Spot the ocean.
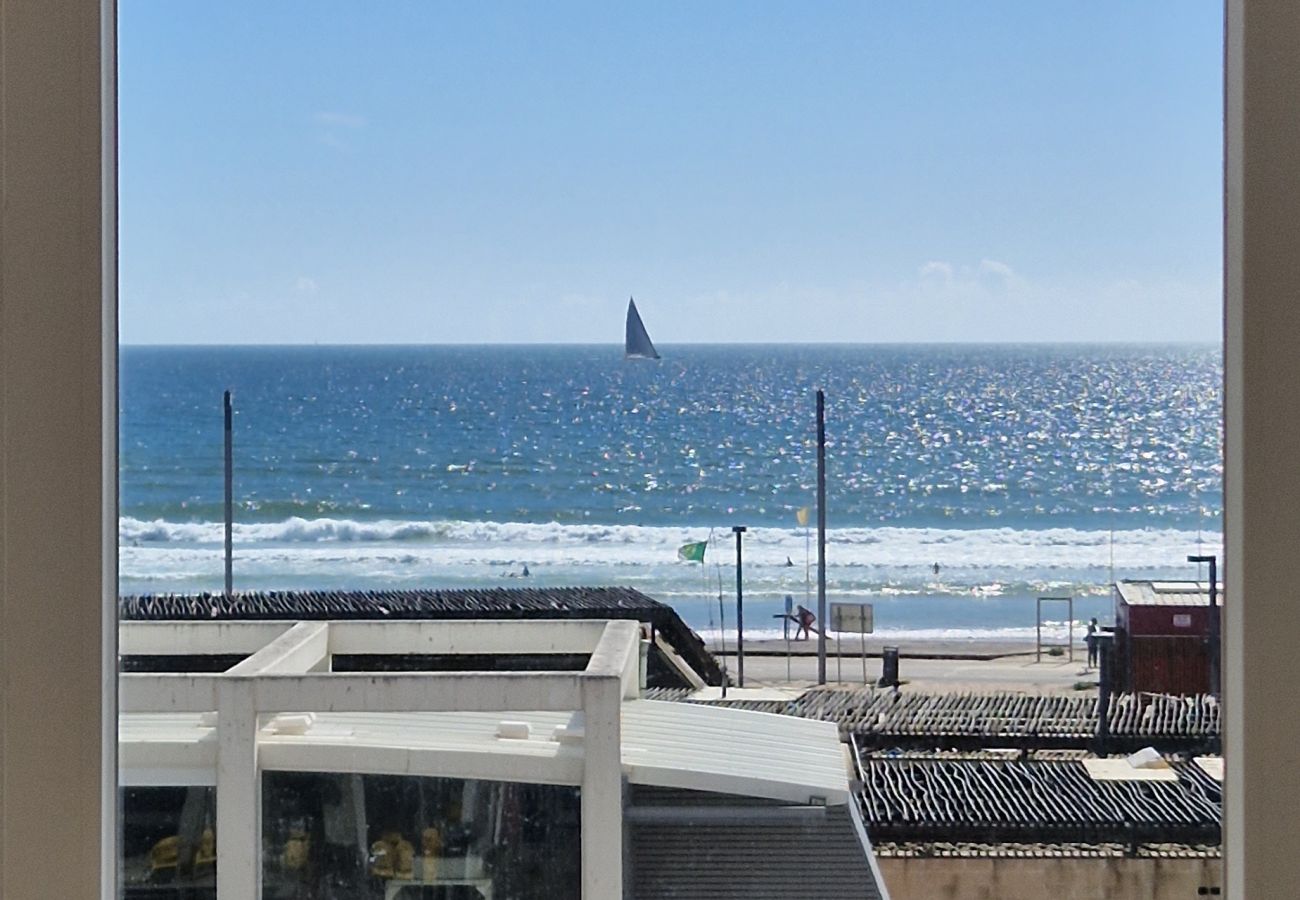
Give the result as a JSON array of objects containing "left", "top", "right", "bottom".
[{"left": 120, "top": 344, "right": 1223, "bottom": 642}]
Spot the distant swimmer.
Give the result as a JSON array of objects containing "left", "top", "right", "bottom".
[
  {"left": 522, "top": 564, "right": 531, "bottom": 577},
  {"left": 932, "top": 562, "right": 941, "bottom": 576},
  {"left": 784, "top": 556, "right": 794, "bottom": 567}
]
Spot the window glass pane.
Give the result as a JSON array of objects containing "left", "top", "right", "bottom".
[
  {"left": 119, "top": 4, "right": 1223, "bottom": 899},
  {"left": 121, "top": 787, "right": 217, "bottom": 899},
  {"left": 262, "top": 773, "right": 580, "bottom": 899}
]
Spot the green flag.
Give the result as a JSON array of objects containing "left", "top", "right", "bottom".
[{"left": 677, "top": 541, "right": 707, "bottom": 563}]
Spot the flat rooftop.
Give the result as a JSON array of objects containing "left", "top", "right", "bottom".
[
  {"left": 646, "top": 685, "right": 1222, "bottom": 753},
  {"left": 118, "top": 618, "right": 850, "bottom": 805},
  {"left": 1116, "top": 580, "right": 1226, "bottom": 607},
  {"left": 120, "top": 585, "right": 726, "bottom": 687},
  {"left": 121, "top": 701, "right": 849, "bottom": 805}
]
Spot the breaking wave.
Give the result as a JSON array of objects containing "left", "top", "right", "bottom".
[{"left": 119, "top": 515, "right": 1219, "bottom": 570}]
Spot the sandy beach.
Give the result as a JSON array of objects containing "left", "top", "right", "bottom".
[{"left": 712, "top": 636, "right": 1099, "bottom": 695}]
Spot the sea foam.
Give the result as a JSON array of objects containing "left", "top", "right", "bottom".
[{"left": 119, "top": 515, "right": 1220, "bottom": 569}]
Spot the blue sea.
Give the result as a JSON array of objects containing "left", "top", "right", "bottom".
[{"left": 120, "top": 344, "right": 1223, "bottom": 642}]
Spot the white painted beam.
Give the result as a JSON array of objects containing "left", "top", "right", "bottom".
[
  {"left": 247, "top": 672, "right": 584, "bottom": 713},
  {"left": 580, "top": 671, "right": 624, "bottom": 898},
  {"left": 119, "top": 621, "right": 293, "bottom": 656},
  {"left": 258, "top": 741, "right": 583, "bottom": 788},
  {"left": 215, "top": 682, "right": 258, "bottom": 900},
  {"left": 120, "top": 674, "right": 222, "bottom": 713},
  {"left": 224, "top": 621, "right": 329, "bottom": 675},
  {"left": 653, "top": 633, "right": 705, "bottom": 691},
  {"left": 584, "top": 620, "right": 641, "bottom": 700},
  {"left": 121, "top": 670, "right": 585, "bottom": 714},
  {"left": 327, "top": 619, "right": 607, "bottom": 656},
  {"left": 118, "top": 741, "right": 217, "bottom": 787}
]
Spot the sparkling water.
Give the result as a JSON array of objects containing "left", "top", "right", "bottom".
[{"left": 120, "top": 344, "right": 1222, "bottom": 640}]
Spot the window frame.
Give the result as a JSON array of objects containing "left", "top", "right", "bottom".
[
  {"left": 0, "top": 1, "right": 118, "bottom": 899},
  {"left": 0, "top": 1, "right": 1289, "bottom": 896}
]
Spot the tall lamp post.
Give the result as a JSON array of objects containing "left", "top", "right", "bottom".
[
  {"left": 734, "top": 526, "right": 747, "bottom": 687},
  {"left": 816, "top": 389, "right": 827, "bottom": 685},
  {"left": 1188, "top": 554, "right": 1219, "bottom": 697},
  {"left": 224, "top": 390, "right": 234, "bottom": 599}
]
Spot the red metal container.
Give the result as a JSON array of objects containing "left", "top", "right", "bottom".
[
  {"left": 1126, "top": 636, "right": 1210, "bottom": 695},
  {"left": 1122, "top": 603, "right": 1212, "bottom": 637},
  {"left": 1114, "top": 581, "right": 1221, "bottom": 695}
]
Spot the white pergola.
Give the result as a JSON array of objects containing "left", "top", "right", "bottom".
[
  {"left": 119, "top": 618, "right": 855, "bottom": 900},
  {"left": 119, "top": 618, "right": 640, "bottom": 900}
]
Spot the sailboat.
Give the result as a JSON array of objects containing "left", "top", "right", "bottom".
[{"left": 624, "top": 297, "right": 661, "bottom": 360}]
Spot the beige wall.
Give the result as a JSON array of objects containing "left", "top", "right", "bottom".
[
  {"left": 0, "top": 1, "right": 115, "bottom": 899},
  {"left": 879, "top": 857, "right": 1222, "bottom": 900},
  {"left": 1225, "top": 1, "right": 1300, "bottom": 896}
]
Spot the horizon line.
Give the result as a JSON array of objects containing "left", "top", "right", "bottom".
[{"left": 119, "top": 338, "right": 1224, "bottom": 349}]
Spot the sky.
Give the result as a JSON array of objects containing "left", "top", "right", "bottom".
[{"left": 119, "top": 2, "right": 1223, "bottom": 345}]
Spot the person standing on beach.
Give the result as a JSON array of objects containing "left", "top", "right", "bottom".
[
  {"left": 1086, "top": 618, "right": 1099, "bottom": 669},
  {"left": 795, "top": 605, "right": 816, "bottom": 640}
]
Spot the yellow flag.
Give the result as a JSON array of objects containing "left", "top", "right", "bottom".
[{"left": 795, "top": 506, "right": 810, "bottom": 527}]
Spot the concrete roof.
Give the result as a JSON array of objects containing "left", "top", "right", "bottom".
[
  {"left": 120, "top": 700, "right": 850, "bottom": 805},
  {"left": 618, "top": 700, "right": 849, "bottom": 804},
  {"left": 118, "top": 713, "right": 215, "bottom": 786},
  {"left": 1116, "top": 580, "right": 1225, "bottom": 607},
  {"left": 119, "top": 586, "right": 727, "bottom": 685},
  {"left": 115, "top": 617, "right": 857, "bottom": 899}
]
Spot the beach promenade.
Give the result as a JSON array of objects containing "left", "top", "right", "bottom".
[{"left": 714, "top": 637, "right": 1097, "bottom": 694}]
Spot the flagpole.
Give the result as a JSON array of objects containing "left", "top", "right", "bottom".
[
  {"left": 704, "top": 528, "right": 715, "bottom": 661},
  {"left": 717, "top": 556, "right": 728, "bottom": 660},
  {"left": 715, "top": 558, "right": 728, "bottom": 697}
]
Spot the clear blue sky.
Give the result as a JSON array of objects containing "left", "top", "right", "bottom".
[{"left": 119, "top": 2, "right": 1223, "bottom": 344}]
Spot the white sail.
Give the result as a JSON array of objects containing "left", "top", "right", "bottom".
[{"left": 625, "top": 297, "right": 660, "bottom": 360}]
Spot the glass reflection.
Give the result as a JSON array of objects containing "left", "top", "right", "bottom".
[
  {"left": 121, "top": 786, "right": 217, "bottom": 899},
  {"left": 263, "top": 772, "right": 580, "bottom": 899}
]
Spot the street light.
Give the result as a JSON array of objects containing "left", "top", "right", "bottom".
[
  {"left": 734, "top": 526, "right": 747, "bottom": 687},
  {"left": 1188, "top": 554, "right": 1219, "bottom": 696}
]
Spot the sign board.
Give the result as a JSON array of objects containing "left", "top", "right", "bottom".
[
  {"left": 1172, "top": 613, "right": 1193, "bottom": 628},
  {"left": 831, "top": 602, "right": 873, "bottom": 634}
]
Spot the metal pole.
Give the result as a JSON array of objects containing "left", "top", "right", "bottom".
[
  {"left": 1068, "top": 597, "right": 1075, "bottom": 662},
  {"left": 805, "top": 524, "right": 811, "bottom": 618},
  {"left": 1209, "top": 556, "right": 1219, "bottom": 697},
  {"left": 836, "top": 630, "right": 842, "bottom": 684},
  {"left": 1189, "top": 554, "right": 1220, "bottom": 697},
  {"left": 734, "top": 526, "right": 747, "bottom": 688},
  {"left": 1036, "top": 597, "right": 1042, "bottom": 663},
  {"left": 816, "top": 390, "right": 828, "bottom": 685},
  {"left": 223, "top": 390, "right": 233, "bottom": 599},
  {"left": 785, "top": 595, "right": 792, "bottom": 683},
  {"left": 1095, "top": 634, "right": 1112, "bottom": 754},
  {"left": 717, "top": 582, "right": 727, "bottom": 699}
]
